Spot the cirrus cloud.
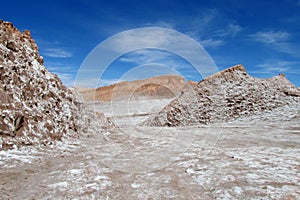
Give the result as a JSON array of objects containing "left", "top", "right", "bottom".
[
  {"left": 250, "top": 31, "right": 298, "bottom": 57},
  {"left": 42, "top": 48, "right": 73, "bottom": 58}
]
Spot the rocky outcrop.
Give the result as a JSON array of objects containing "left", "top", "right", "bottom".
[
  {"left": 143, "top": 64, "right": 300, "bottom": 126},
  {"left": 78, "top": 75, "right": 189, "bottom": 101},
  {"left": 0, "top": 20, "right": 110, "bottom": 150}
]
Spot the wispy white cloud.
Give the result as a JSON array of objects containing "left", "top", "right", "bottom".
[
  {"left": 257, "top": 60, "right": 297, "bottom": 68},
  {"left": 250, "top": 31, "right": 298, "bottom": 57},
  {"left": 228, "top": 23, "right": 242, "bottom": 37},
  {"left": 183, "top": 9, "right": 219, "bottom": 39},
  {"left": 200, "top": 39, "right": 224, "bottom": 48},
  {"left": 214, "top": 23, "right": 242, "bottom": 38},
  {"left": 144, "top": 21, "right": 174, "bottom": 29},
  {"left": 119, "top": 49, "right": 193, "bottom": 70},
  {"left": 181, "top": 10, "right": 242, "bottom": 48},
  {"left": 250, "top": 31, "right": 290, "bottom": 44},
  {"left": 119, "top": 50, "right": 171, "bottom": 64},
  {"left": 187, "top": 22, "right": 241, "bottom": 48},
  {"left": 250, "top": 60, "right": 300, "bottom": 75},
  {"left": 42, "top": 48, "right": 73, "bottom": 58},
  {"left": 47, "top": 65, "right": 76, "bottom": 72},
  {"left": 192, "top": 9, "right": 218, "bottom": 28},
  {"left": 107, "top": 29, "right": 178, "bottom": 52}
]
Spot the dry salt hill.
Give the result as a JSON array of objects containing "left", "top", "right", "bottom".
[
  {"left": 143, "top": 65, "right": 300, "bottom": 126},
  {"left": 0, "top": 20, "right": 110, "bottom": 150}
]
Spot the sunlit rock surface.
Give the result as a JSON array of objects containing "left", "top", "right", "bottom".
[
  {"left": 0, "top": 20, "right": 109, "bottom": 149},
  {"left": 143, "top": 64, "right": 300, "bottom": 126}
]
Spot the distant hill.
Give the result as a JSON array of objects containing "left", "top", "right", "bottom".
[{"left": 78, "top": 75, "right": 198, "bottom": 102}]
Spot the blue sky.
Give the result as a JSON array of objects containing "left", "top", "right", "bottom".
[{"left": 2, "top": 0, "right": 300, "bottom": 87}]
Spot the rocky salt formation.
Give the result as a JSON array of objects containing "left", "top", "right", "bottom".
[
  {"left": 0, "top": 20, "right": 109, "bottom": 150},
  {"left": 78, "top": 75, "right": 197, "bottom": 102},
  {"left": 143, "top": 64, "right": 300, "bottom": 126}
]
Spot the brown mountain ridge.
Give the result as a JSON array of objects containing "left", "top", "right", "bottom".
[{"left": 78, "top": 75, "right": 198, "bottom": 102}]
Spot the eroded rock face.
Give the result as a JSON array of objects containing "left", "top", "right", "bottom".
[
  {"left": 0, "top": 20, "right": 109, "bottom": 149},
  {"left": 143, "top": 64, "right": 300, "bottom": 126}
]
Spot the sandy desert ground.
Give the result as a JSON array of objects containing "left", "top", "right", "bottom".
[{"left": 0, "top": 99, "right": 299, "bottom": 199}]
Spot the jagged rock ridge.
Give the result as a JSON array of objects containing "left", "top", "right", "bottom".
[
  {"left": 143, "top": 64, "right": 300, "bottom": 126},
  {"left": 0, "top": 20, "right": 109, "bottom": 149}
]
